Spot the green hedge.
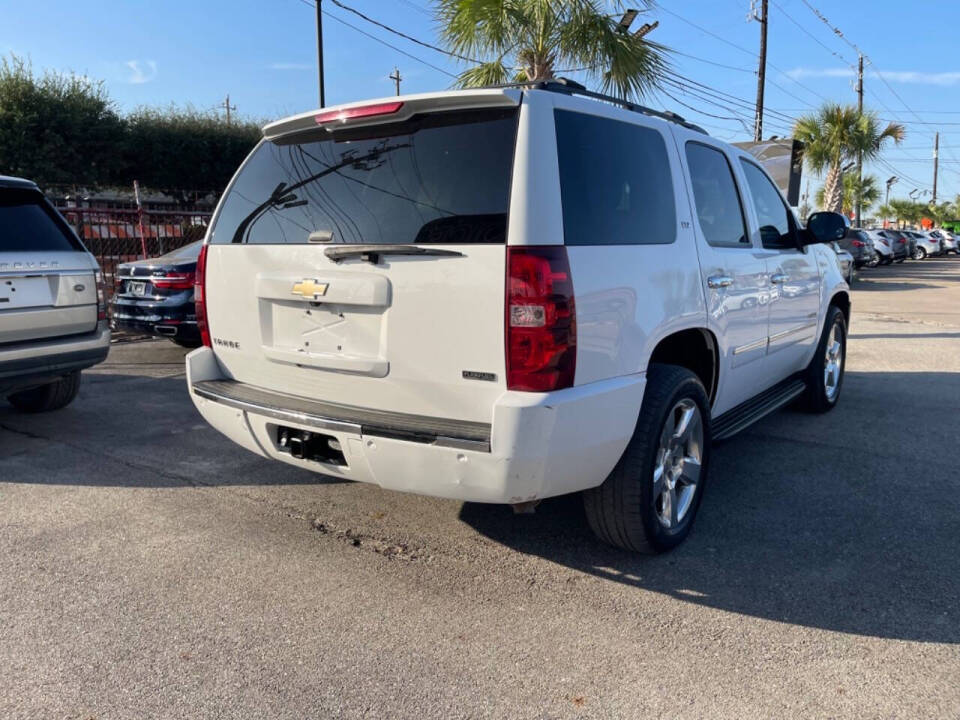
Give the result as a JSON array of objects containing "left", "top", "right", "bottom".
[{"left": 0, "top": 56, "right": 261, "bottom": 196}]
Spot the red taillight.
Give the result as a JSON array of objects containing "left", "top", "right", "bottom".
[
  {"left": 852, "top": 240, "right": 865, "bottom": 247},
  {"left": 506, "top": 246, "right": 576, "bottom": 392},
  {"left": 152, "top": 272, "right": 195, "bottom": 290},
  {"left": 95, "top": 271, "right": 106, "bottom": 321},
  {"left": 314, "top": 101, "right": 403, "bottom": 125},
  {"left": 195, "top": 245, "right": 211, "bottom": 348}
]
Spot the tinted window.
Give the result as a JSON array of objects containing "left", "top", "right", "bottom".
[
  {"left": 211, "top": 108, "right": 517, "bottom": 245},
  {"left": 555, "top": 110, "right": 675, "bottom": 245},
  {"left": 740, "top": 160, "right": 794, "bottom": 249},
  {"left": 0, "top": 190, "right": 80, "bottom": 252},
  {"left": 685, "top": 142, "right": 749, "bottom": 248}
]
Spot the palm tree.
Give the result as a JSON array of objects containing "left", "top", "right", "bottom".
[
  {"left": 815, "top": 174, "right": 881, "bottom": 215},
  {"left": 793, "top": 104, "right": 904, "bottom": 213},
  {"left": 436, "top": 0, "right": 667, "bottom": 99}
]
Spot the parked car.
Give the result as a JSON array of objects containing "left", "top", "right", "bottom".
[
  {"left": 880, "top": 229, "right": 910, "bottom": 263},
  {"left": 831, "top": 242, "right": 855, "bottom": 283},
  {"left": 838, "top": 228, "right": 875, "bottom": 268},
  {"left": 1, "top": 175, "right": 110, "bottom": 412},
  {"left": 111, "top": 241, "right": 203, "bottom": 347},
  {"left": 866, "top": 229, "right": 908, "bottom": 264},
  {"left": 185, "top": 83, "right": 851, "bottom": 554},
  {"left": 865, "top": 229, "right": 895, "bottom": 265},
  {"left": 907, "top": 230, "right": 941, "bottom": 259},
  {"left": 930, "top": 229, "right": 958, "bottom": 255}
]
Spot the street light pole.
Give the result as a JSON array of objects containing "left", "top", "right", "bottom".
[{"left": 316, "top": 0, "right": 325, "bottom": 108}]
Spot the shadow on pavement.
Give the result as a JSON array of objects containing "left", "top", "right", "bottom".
[
  {"left": 461, "top": 370, "right": 960, "bottom": 645},
  {"left": 0, "top": 374, "right": 348, "bottom": 488}
]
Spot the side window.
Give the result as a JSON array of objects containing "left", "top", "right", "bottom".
[
  {"left": 554, "top": 110, "right": 676, "bottom": 245},
  {"left": 739, "top": 160, "right": 795, "bottom": 250},
  {"left": 684, "top": 142, "right": 749, "bottom": 248}
]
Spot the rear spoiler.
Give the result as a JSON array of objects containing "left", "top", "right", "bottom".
[{"left": 262, "top": 89, "right": 522, "bottom": 141}]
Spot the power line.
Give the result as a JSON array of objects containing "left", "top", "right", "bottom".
[
  {"left": 295, "top": 0, "right": 458, "bottom": 79},
  {"left": 769, "top": 0, "right": 853, "bottom": 67},
  {"left": 669, "top": 49, "right": 754, "bottom": 74},
  {"left": 327, "top": 0, "right": 482, "bottom": 64}
]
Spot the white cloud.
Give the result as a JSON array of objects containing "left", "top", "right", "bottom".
[
  {"left": 125, "top": 60, "right": 157, "bottom": 84},
  {"left": 269, "top": 62, "right": 312, "bottom": 71},
  {"left": 785, "top": 67, "right": 960, "bottom": 86}
]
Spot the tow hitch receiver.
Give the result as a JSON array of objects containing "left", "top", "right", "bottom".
[{"left": 276, "top": 426, "right": 347, "bottom": 466}]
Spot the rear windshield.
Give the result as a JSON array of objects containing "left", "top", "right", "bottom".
[
  {"left": 0, "top": 189, "right": 81, "bottom": 252},
  {"left": 210, "top": 108, "right": 518, "bottom": 245}
]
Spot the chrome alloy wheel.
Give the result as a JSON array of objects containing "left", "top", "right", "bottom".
[
  {"left": 824, "top": 321, "right": 844, "bottom": 402},
  {"left": 653, "top": 399, "right": 703, "bottom": 529}
]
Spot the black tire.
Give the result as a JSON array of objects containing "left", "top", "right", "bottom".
[
  {"left": 7, "top": 371, "right": 82, "bottom": 413},
  {"left": 916, "top": 247, "right": 927, "bottom": 260},
  {"left": 172, "top": 338, "right": 202, "bottom": 349},
  {"left": 583, "top": 364, "right": 711, "bottom": 554},
  {"left": 798, "top": 306, "right": 847, "bottom": 414}
]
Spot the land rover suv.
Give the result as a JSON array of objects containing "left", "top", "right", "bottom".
[
  {"left": 1, "top": 176, "right": 110, "bottom": 412},
  {"left": 187, "top": 83, "right": 850, "bottom": 553}
]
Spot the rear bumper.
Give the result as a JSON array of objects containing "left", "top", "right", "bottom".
[
  {"left": 0, "top": 324, "right": 110, "bottom": 392},
  {"left": 186, "top": 347, "right": 644, "bottom": 503}
]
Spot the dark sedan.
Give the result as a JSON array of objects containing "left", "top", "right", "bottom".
[{"left": 111, "top": 241, "right": 202, "bottom": 347}]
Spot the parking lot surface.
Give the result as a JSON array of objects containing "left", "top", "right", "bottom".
[{"left": 2, "top": 259, "right": 959, "bottom": 719}]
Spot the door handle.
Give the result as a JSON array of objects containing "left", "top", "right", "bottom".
[
  {"left": 771, "top": 273, "right": 789, "bottom": 284},
  {"left": 707, "top": 275, "right": 734, "bottom": 289}
]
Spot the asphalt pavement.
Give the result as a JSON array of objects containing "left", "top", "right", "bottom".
[{"left": 2, "top": 257, "right": 959, "bottom": 719}]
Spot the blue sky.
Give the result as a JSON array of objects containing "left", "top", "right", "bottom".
[{"left": 3, "top": 0, "right": 959, "bottom": 205}]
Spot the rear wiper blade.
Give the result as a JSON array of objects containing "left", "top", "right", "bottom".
[{"left": 324, "top": 245, "right": 464, "bottom": 264}]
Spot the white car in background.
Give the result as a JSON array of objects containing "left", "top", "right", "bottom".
[
  {"left": 908, "top": 230, "right": 942, "bottom": 260},
  {"left": 186, "top": 83, "right": 851, "bottom": 553},
  {"left": 865, "top": 229, "right": 895, "bottom": 265},
  {"left": 1, "top": 176, "right": 110, "bottom": 412}
]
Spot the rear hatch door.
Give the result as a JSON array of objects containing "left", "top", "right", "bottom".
[
  {"left": 203, "top": 92, "right": 521, "bottom": 423},
  {"left": 0, "top": 189, "right": 97, "bottom": 345}
]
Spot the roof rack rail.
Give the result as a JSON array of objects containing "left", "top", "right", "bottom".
[{"left": 485, "top": 78, "right": 708, "bottom": 135}]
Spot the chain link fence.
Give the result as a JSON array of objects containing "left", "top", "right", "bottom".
[{"left": 53, "top": 203, "right": 213, "bottom": 312}]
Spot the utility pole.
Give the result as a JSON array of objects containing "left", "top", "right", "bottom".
[
  {"left": 390, "top": 67, "right": 402, "bottom": 96},
  {"left": 222, "top": 94, "right": 236, "bottom": 125},
  {"left": 316, "top": 0, "right": 325, "bottom": 107},
  {"left": 752, "top": 0, "right": 768, "bottom": 142},
  {"left": 933, "top": 131, "right": 940, "bottom": 204},
  {"left": 854, "top": 54, "right": 864, "bottom": 226}
]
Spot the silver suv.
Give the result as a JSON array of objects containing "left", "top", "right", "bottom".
[{"left": 1, "top": 176, "right": 110, "bottom": 412}]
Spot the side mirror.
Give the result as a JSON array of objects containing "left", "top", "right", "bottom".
[{"left": 804, "top": 211, "right": 850, "bottom": 245}]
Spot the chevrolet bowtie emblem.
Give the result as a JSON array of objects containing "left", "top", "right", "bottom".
[{"left": 292, "top": 279, "right": 329, "bottom": 300}]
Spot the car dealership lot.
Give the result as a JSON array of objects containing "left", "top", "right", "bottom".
[{"left": 2, "top": 260, "right": 959, "bottom": 719}]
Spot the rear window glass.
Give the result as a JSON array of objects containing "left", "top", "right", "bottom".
[
  {"left": 554, "top": 110, "right": 676, "bottom": 245},
  {"left": 211, "top": 108, "right": 518, "bottom": 245},
  {"left": 0, "top": 190, "right": 80, "bottom": 252}
]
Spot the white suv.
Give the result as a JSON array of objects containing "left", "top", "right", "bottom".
[
  {"left": 187, "top": 83, "right": 850, "bottom": 553},
  {"left": 1, "top": 176, "right": 110, "bottom": 412}
]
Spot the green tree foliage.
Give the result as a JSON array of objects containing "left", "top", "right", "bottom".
[
  {"left": 0, "top": 55, "right": 125, "bottom": 187},
  {"left": 437, "top": 0, "right": 667, "bottom": 99},
  {"left": 124, "top": 107, "right": 260, "bottom": 200},
  {"left": 815, "top": 174, "right": 880, "bottom": 215},
  {"left": 0, "top": 55, "right": 260, "bottom": 195},
  {"left": 793, "top": 104, "right": 904, "bottom": 213}
]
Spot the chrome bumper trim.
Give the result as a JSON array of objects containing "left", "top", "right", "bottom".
[{"left": 191, "top": 379, "right": 492, "bottom": 453}]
